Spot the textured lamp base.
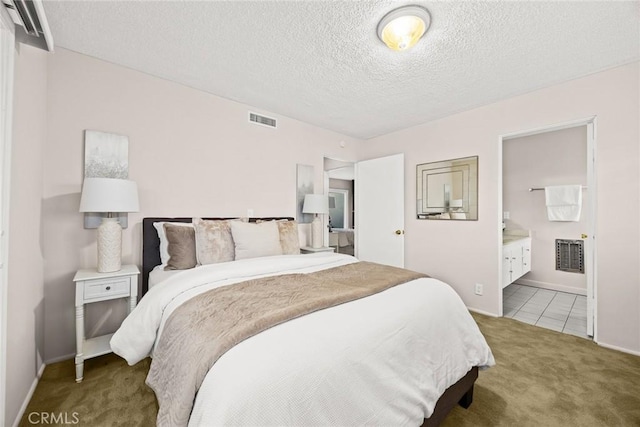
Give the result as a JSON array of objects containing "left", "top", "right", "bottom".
[
  {"left": 311, "top": 216, "right": 323, "bottom": 249},
  {"left": 97, "top": 218, "right": 122, "bottom": 273}
]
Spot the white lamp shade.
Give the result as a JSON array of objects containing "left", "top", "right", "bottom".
[
  {"left": 79, "top": 178, "right": 140, "bottom": 213},
  {"left": 303, "top": 194, "right": 329, "bottom": 215}
]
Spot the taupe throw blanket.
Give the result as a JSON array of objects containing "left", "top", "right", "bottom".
[{"left": 147, "top": 261, "right": 427, "bottom": 426}]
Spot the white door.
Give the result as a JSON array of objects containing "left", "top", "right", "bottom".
[
  {"left": 0, "top": 5, "right": 15, "bottom": 424},
  {"left": 355, "top": 154, "right": 404, "bottom": 267},
  {"left": 586, "top": 122, "right": 596, "bottom": 338}
]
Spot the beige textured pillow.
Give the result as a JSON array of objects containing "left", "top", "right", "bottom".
[
  {"left": 193, "top": 218, "right": 236, "bottom": 265},
  {"left": 153, "top": 221, "right": 193, "bottom": 266},
  {"left": 276, "top": 220, "right": 301, "bottom": 254},
  {"left": 163, "top": 223, "right": 197, "bottom": 270},
  {"left": 231, "top": 221, "right": 283, "bottom": 260},
  {"left": 256, "top": 219, "right": 300, "bottom": 255}
]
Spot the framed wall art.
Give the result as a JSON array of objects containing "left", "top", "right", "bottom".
[{"left": 83, "top": 130, "right": 130, "bottom": 228}]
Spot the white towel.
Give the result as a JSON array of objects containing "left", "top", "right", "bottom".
[{"left": 545, "top": 185, "right": 582, "bottom": 221}]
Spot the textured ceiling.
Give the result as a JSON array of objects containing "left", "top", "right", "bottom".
[{"left": 43, "top": 1, "right": 639, "bottom": 139}]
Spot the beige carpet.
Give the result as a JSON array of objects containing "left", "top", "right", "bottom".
[
  {"left": 20, "top": 313, "right": 640, "bottom": 426},
  {"left": 442, "top": 314, "right": 640, "bottom": 426}
]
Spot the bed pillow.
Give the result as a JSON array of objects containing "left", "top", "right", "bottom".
[
  {"left": 163, "top": 223, "right": 197, "bottom": 270},
  {"left": 231, "top": 221, "right": 283, "bottom": 260},
  {"left": 257, "top": 219, "right": 301, "bottom": 255},
  {"left": 153, "top": 221, "right": 193, "bottom": 266},
  {"left": 276, "top": 220, "right": 301, "bottom": 255},
  {"left": 193, "top": 218, "right": 236, "bottom": 265}
]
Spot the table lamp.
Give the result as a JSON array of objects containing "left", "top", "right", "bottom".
[
  {"left": 79, "top": 178, "right": 139, "bottom": 272},
  {"left": 303, "top": 194, "right": 328, "bottom": 249}
]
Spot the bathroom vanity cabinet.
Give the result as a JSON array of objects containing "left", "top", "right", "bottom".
[{"left": 502, "top": 237, "right": 531, "bottom": 288}]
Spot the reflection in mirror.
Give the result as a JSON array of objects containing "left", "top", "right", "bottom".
[
  {"left": 416, "top": 156, "right": 478, "bottom": 220},
  {"left": 328, "top": 189, "right": 348, "bottom": 229}
]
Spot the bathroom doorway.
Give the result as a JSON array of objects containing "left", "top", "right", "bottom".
[
  {"left": 499, "top": 118, "right": 597, "bottom": 339},
  {"left": 323, "top": 157, "right": 355, "bottom": 256}
]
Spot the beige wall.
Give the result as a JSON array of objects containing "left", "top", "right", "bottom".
[
  {"left": 364, "top": 62, "right": 640, "bottom": 354},
  {"left": 504, "top": 126, "right": 588, "bottom": 293},
  {"left": 5, "top": 44, "right": 47, "bottom": 426},
  {"left": 42, "top": 48, "right": 360, "bottom": 361}
]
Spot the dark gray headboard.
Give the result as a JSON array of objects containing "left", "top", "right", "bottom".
[{"left": 141, "top": 217, "right": 294, "bottom": 297}]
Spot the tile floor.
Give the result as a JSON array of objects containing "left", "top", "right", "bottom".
[{"left": 503, "top": 283, "right": 590, "bottom": 339}]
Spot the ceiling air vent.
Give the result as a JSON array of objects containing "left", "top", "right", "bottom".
[
  {"left": 249, "top": 112, "right": 277, "bottom": 129},
  {"left": 1, "top": 0, "right": 54, "bottom": 51}
]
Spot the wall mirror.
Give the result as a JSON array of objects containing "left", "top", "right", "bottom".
[
  {"left": 328, "top": 189, "right": 348, "bottom": 229},
  {"left": 416, "top": 155, "right": 478, "bottom": 220}
]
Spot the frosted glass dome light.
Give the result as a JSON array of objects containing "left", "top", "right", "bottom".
[{"left": 377, "top": 5, "right": 431, "bottom": 52}]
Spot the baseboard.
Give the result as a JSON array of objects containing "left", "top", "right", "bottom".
[
  {"left": 44, "top": 352, "right": 74, "bottom": 364},
  {"left": 467, "top": 307, "right": 499, "bottom": 317},
  {"left": 596, "top": 341, "right": 640, "bottom": 357},
  {"left": 11, "top": 362, "right": 46, "bottom": 427},
  {"left": 514, "top": 279, "right": 587, "bottom": 296}
]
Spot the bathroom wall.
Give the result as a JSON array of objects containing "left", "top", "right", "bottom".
[{"left": 503, "top": 126, "right": 588, "bottom": 293}]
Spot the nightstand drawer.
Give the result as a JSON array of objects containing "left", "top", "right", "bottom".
[{"left": 83, "top": 277, "right": 130, "bottom": 301}]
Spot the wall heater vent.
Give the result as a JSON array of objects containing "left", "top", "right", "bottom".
[
  {"left": 556, "top": 239, "right": 584, "bottom": 274},
  {"left": 249, "top": 112, "right": 277, "bottom": 128}
]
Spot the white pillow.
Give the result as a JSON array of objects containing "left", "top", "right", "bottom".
[
  {"left": 153, "top": 221, "right": 194, "bottom": 266},
  {"left": 230, "top": 221, "right": 283, "bottom": 260}
]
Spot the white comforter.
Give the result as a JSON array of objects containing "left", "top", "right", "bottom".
[{"left": 111, "top": 253, "right": 494, "bottom": 426}]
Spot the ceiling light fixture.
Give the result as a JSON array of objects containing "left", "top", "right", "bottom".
[{"left": 377, "top": 5, "right": 431, "bottom": 52}]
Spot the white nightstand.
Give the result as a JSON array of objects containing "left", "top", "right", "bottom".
[
  {"left": 300, "top": 246, "right": 336, "bottom": 254},
  {"left": 73, "top": 265, "right": 140, "bottom": 382}
]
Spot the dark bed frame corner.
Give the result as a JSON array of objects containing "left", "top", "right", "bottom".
[
  {"left": 141, "top": 216, "right": 294, "bottom": 297},
  {"left": 422, "top": 366, "right": 478, "bottom": 427}
]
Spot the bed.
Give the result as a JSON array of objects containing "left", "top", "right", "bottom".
[{"left": 111, "top": 217, "right": 494, "bottom": 426}]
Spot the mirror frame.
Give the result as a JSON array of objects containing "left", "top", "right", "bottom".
[
  {"left": 328, "top": 188, "right": 349, "bottom": 229},
  {"left": 416, "top": 155, "right": 478, "bottom": 220}
]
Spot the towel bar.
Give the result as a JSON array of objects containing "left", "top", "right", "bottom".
[{"left": 528, "top": 186, "right": 587, "bottom": 192}]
